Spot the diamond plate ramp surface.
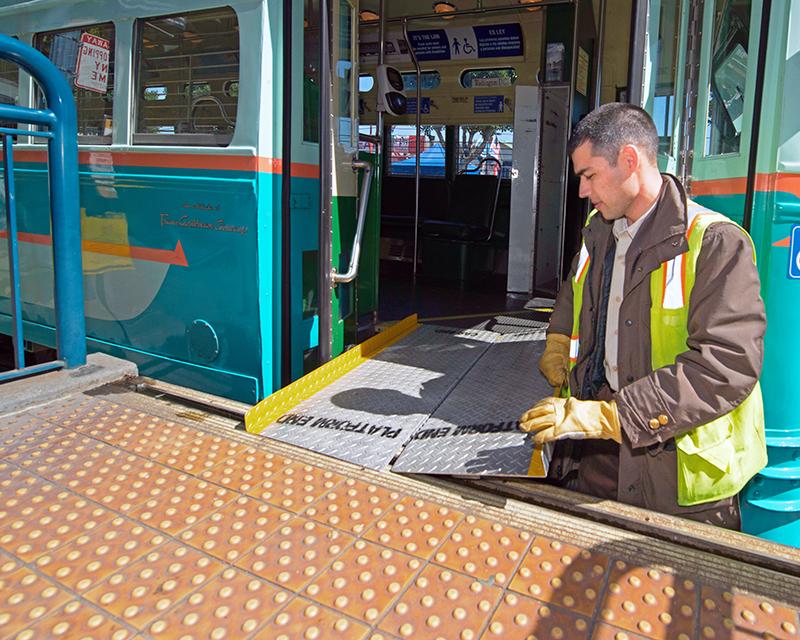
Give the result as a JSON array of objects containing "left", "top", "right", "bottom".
[
  {"left": 262, "top": 326, "right": 498, "bottom": 470},
  {"left": 392, "top": 331, "right": 553, "bottom": 477}
]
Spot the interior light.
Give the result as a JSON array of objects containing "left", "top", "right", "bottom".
[
  {"left": 518, "top": 0, "right": 542, "bottom": 10},
  {"left": 433, "top": 1, "right": 457, "bottom": 17},
  {"left": 359, "top": 9, "right": 380, "bottom": 22}
]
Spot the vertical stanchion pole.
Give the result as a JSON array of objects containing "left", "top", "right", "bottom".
[
  {"left": 2, "top": 134, "right": 25, "bottom": 369},
  {"left": 47, "top": 72, "right": 86, "bottom": 368}
]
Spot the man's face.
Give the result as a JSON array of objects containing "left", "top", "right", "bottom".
[{"left": 570, "top": 142, "right": 635, "bottom": 221}]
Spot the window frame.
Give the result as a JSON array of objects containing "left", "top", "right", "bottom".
[{"left": 132, "top": 6, "right": 240, "bottom": 147}]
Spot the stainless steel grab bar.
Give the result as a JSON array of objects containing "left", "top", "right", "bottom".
[{"left": 332, "top": 156, "right": 373, "bottom": 284}]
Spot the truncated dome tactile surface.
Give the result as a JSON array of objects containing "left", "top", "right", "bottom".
[{"left": 0, "top": 388, "right": 798, "bottom": 640}]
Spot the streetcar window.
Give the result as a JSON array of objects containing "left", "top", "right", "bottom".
[
  {"left": 460, "top": 68, "right": 516, "bottom": 89},
  {"left": 33, "top": 23, "right": 115, "bottom": 144},
  {"left": 359, "top": 74, "right": 374, "bottom": 92},
  {"left": 401, "top": 71, "right": 440, "bottom": 91},
  {"left": 705, "top": 0, "right": 751, "bottom": 156},
  {"left": 646, "top": 0, "right": 682, "bottom": 157},
  {"left": 134, "top": 7, "right": 239, "bottom": 146},
  {"left": 336, "top": 0, "right": 356, "bottom": 151},
  {"left": 388, "top": 124, "right": 446, "bottom": 177},
  {"left": 456, "top": 125, "right": 512, "bottom": 177},
  {"left": 0, "top": 57, "right": 18, "bottom": 117}
]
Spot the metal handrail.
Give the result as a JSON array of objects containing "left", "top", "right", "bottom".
[
  {"left": 0, "top": 34, "right": 86, "bottom": 379},
  {"left": 332, "top": 157, "right": 373, "bottom": 284}
]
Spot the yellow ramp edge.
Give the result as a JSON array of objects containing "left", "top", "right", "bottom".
[{"left": 246, "top": 314, "right": 420, "bottom": 434}]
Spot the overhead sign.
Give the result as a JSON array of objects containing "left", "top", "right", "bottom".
[
  {"left": 74, "top": 32, "right": 110, "bottom": 93},
  {"left": 789, "top": 225, "right": 800, "bottom": 279},
  {"left": 474, "top": 95, "right": 504, "bottom": 113},
  {"left": 362, "top": 23, "right": 523, "bottom": 63}
]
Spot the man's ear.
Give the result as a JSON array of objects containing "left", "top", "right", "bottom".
[{"left": 618, "top": 144, "right": 639, "bottom": 174}]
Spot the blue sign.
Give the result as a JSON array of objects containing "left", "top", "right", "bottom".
[
  {"left": 789, "top": 225, "right": 800, "bottom": 279},
  {"left": 408, "top": 30, "right": 450, "bottom": 61},
  {"left": 473, "top": 24, "right": 524, "bottom": 58},
  {"left": 474, "top": 95, "right": 504, "bottom": 113},
  {"left": 406, "top": 97, "right": 431, "bottom": 114}
]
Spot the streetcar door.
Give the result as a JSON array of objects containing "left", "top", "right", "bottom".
[
  {"left": 329, "top": 0, "right": 361, "bottom": 357},
  {"left": 629, "top": 0, "right": 691, "bottom": 175}
]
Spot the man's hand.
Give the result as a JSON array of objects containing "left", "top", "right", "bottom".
[
  {"left": 539, "top": 334, "right": 571, "bottom": 388},
  {"left": 519, "top": 397, "right": 621, "bottom": 445}
]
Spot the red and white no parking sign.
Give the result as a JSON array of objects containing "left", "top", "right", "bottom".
[{"left": 74, "top": 32, "right": 110, "bottom": 93}]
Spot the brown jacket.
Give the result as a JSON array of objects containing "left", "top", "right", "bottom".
[{"left": 549, "top": 175, "right": 766, "bottom": 522}]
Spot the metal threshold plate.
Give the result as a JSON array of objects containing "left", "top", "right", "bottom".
[
  {"left": 392, "top": 331, "right": 552, "bottom": 477},
  {"left": 262, "top": 325, "right": 499, "bottom": 469},
  {"left": 263, "top": 324, "right": 553, "bottom": 477}
]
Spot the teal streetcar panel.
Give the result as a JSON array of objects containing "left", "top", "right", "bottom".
[{"left": 0, "top": 157, "right": 267, "bottom": 403}]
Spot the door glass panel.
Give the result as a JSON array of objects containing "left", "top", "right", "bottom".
[
  {"left": 704, "top": 0, "right": 751, "bottom": 156},
  {"left": 646, "top": 0, "right": 682, "bottom": 156},
  {"left": 336, "top": 0, "right": 355, "bottom": 150},
  {"left": 304, "top": 0, "right": 320, "bottom": 143}
]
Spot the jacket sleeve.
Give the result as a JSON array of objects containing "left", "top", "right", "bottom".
[
  {"left": 548, "top": 249, "right": 580, "bottom": 337},
  {"left": 615, "top": 222, "right": 766, "bottom": 447}
]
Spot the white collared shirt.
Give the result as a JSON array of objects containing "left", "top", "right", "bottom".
[{"left": 604, "top": 200, "right": 658, "bottom": 391}]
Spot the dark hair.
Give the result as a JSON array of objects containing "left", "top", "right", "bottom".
[{"left": 567, "top": 102, "right": 659, "bottom": 165}]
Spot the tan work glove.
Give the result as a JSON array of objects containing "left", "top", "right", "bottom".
[
  {"left": 539, "top": 333, "right": 571, "bottom": 389},
  {"left": 519, "top": 397, "right": 621, "bottom": 445}
]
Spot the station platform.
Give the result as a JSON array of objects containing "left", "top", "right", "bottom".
[{"left": 2, "top": 369, "right": 800, "bottom": 638}]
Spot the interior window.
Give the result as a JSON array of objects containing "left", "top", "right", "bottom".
[
  {"left": 401, "top": 71, "right": 441, "bottom": 91},
  {"left": 705, "top": 0, "right": 751, "bottom": 156},
  {"left": 460, "top": 68, "right": 517, "bottom": 89},
  {"left": 135, "top": 7, "right": 239, "bottom": 146},
  {"left": 34, "top": 23, "right": 115, "bottom": 143},
  {"left": 647, "top": 0, "right": 682, "bottom": 156},
  {"left": 387, "top": 124, "right": 446, "bottom": 177},
  {"left": 0, "top": 58, "right": 19, "bottom": 131},
  {"left": 455, "top": 125, "right": 512, "bottom": 177}
]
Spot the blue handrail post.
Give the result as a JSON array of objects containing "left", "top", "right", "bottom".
[
  {"left": 2, "top": 134, "right": 25, "bottom": 369},
  {"left": 0, "top": 34, "right": 86, "bottom": 370}
]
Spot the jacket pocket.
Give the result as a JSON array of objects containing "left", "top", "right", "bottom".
[{"left": 675, "top": 417, "right": 735, "bottom": 473}]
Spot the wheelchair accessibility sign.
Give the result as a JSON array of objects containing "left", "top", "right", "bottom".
[{"left": 790, "top": 225, "right": 800, "bottom": 279}]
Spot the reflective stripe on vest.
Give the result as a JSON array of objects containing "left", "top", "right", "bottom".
[
  {"left": 569, "top": 210, "right": 598, "bottom": 373},
  {"left": 650, "top": 201, "right": 767, "bottom": 506}
]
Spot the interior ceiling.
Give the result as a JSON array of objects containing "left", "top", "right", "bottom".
[{"left": 359, "top": 0, "right": 548, "bottom": 20}]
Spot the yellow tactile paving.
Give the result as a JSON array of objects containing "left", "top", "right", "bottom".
[
  {"left": 179, "top": 495, "right": 292, "bottom": 563},
  {"left": 433, "top": 514, "right": 531, "bottom": 587},
  {"left": 0, "top": 567, "right": 72, "bottom": 637},
  {"left": 2, "top": 392, "right": 800, "bottom": 640},
  {"left": 303, "top": 477, "right": 402, "bottom": 535},
  {"left": 509, "top": 535, "right": 610, "bottom": 617},
  {"left": 364, "top": 495, "right": 465, "bottom": 559},
  {"left": 13, "top": 599, "right": 134, "bottom": 640},
  {"left": 378, "top": 563, "right": 503, "bottom": 640},
  {"left": 199, "top": 449, "right": 296, "bottom": 493},
  {"left": 254, "top": 596, "right": 369, "bottom": 640},
  {"left": 599, "top": 560, "right": 698, "bottom": 638},
  {"left": 84, "top": 540, "right": 224, "bottom": 631},
  {"left": 148, "top": 566, "right": 289, "bottom": 639},
  {"left": 485, "top": 591, "right": 591, "bottom": 639},
  {"left": 237, "top": 515, "right": 354, "bottom": 591},
  {"left": 304, "top": 538, "right": 422, "bottom": 624},
  {"left": 699, "top": 584, "right": 800, "bottom": 640},
  {"left": 131, "top": 478, "right": 234, "bottom": 536},
  {"left": 246, "top": 461, "right": 346, "bottom": 513},
  {"left": 148, "top": 435, "right": 249, "bottom": 475},
  {"left": 0, "top": 496, "right": 112, "bottom": 562},
  {"left": 35, "top": 516, "right": 167, "bottom": 592}
]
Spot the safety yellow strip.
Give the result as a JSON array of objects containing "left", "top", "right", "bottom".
[
  {"left": 245, "top": 314, "right": 420, "bottom": 434},
  {"left": 526, "top": 443, "right": 549, "bottom": 477}
]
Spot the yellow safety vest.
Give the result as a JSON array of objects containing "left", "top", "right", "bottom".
[{"left": 570, "top": 204, "right": 767, "bottom": 506}]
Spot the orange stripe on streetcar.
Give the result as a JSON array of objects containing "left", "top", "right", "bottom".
[
  {"left": 0, "top": 231, "right": 188, "bottom": 266},
  {"left": 13, "top": 149, "right": 319, "bottom": 177}
]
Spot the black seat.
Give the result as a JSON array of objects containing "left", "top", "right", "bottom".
[{"left": 422, "top": 158, "right": 502, "bottom": 242}]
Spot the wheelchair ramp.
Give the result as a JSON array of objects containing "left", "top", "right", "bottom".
[{"left": 248, "top": 319, "right": 552, "bottom": 476}]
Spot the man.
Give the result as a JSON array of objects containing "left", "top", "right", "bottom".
[{"left": 520, "top": 103, "right": 767, "bottom": 529}]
